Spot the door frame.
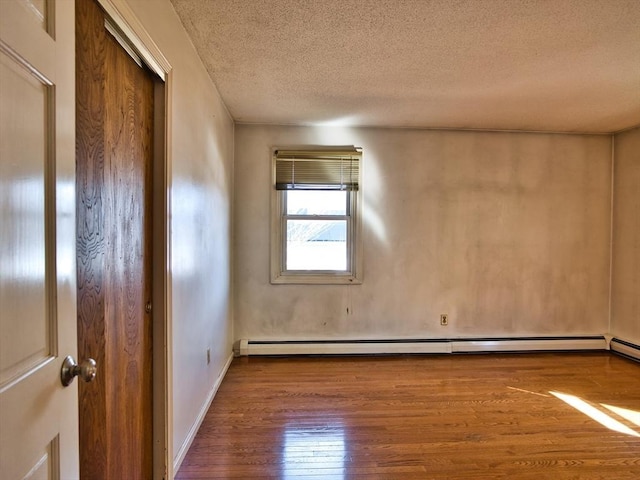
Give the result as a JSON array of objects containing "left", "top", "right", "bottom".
[{"left": 93, "top": 1, "right": 173, "bottom": 477}]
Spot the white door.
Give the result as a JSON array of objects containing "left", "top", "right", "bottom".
[{"left": 0, "top": 1, "right": 78, "bottom": 479}]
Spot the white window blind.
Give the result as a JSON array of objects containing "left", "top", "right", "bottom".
[{"left": 274, "top": 148, "right": 361, "bottom": 191}]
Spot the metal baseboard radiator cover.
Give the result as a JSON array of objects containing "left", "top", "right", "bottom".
[
  {"left": 237, "top": 336, "right": 608, "bottom": 356},
  {"left": 610, "top": 338, "right": 640, "bottom": 362}
]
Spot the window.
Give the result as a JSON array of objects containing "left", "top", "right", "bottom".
[{"left": 271, "top": 147, "right": 363, "bottom": 284}]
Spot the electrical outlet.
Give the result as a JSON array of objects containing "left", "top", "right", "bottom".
[
  {"left": 440, "top": 314, "right": 448, "bottom": 326},
  {"left": 206, "top": 348, "right": 211, "bottom": 365}
]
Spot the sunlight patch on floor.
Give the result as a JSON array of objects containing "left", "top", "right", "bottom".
[
  {"left": 282, "top": 423, "right": 347, "bottom": 479},
  {"left": 507, "top": 386, "right": 550, "bottom": 397},
  {"left": 601, "top": 403, "right": 640, "bottom": 428},
  {"left": 550, "top": 391, "right": 640, "bottom": 437}
]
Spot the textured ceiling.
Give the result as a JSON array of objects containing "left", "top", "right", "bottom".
[{"left": 170, "top": 0, "right": 640, "bottom": 133}]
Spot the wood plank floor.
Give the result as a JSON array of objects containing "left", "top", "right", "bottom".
[{"left": 175, "top": 353, "right": 640, "bottom": 479}]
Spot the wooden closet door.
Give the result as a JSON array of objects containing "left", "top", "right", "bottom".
[{"left": 76, "top": 0, "right": 154, "bottom": 477}]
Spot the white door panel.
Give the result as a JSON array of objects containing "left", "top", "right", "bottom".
[
  {"left": 0, "top": 0, "right": 78, "bottom": 478},
  {"left": 0, "top": 46, "right": 51, "bottom": 387}
]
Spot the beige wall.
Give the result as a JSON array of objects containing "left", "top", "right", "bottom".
[
  {"left": 125, "top": 0, "right": 234, "bottom": 470},
  {"left": 611, "top": 126, "right": 640, "bottom": 344},
  {"left": 234, "top": 125, "right": 611, "bottom": 341}
]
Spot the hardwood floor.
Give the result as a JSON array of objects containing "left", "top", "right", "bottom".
[{"left": 176, "top": 353, "right": 640, "bottom": 479}]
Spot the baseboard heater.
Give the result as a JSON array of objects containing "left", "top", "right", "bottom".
[
  {"left": 610, "top": 338, "right": 640, "bottom": 362},
  {"left": 237, "top": 336, "right": 607, "bottom": 356}
]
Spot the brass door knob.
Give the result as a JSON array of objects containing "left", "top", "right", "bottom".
[{"left": 60, "top": 356, "right": 97, "bottom": 386}]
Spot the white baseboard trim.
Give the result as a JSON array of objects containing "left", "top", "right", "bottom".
[
  {"left": 173, "top": 353, "right": 233, "bottom": 475},
  {"left": 240, "top": 336, "right": 607, "bottom": 356},
  {"left": 610, "top": 338, "right": 640, "bottom": 362}
]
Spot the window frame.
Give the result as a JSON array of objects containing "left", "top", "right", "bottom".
[{"left": 270, "top": 148, "right": 363, "bottom": 285}]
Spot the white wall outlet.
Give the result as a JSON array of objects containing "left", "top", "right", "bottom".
[{"left": 440, "top": 314, "right": 448, "bottom": 326}]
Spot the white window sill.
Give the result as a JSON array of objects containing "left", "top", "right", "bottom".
[{"left": 270, "top": 272, "right": 362, "bottom": 285}]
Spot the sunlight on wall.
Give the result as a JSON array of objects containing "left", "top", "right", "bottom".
[
  {"left": 550, "top": 391, "right": 640, "bottom": 437},
  {"left": 171, "top": 180, "right": 229, "bottom": 278},
  {"left": 282, "top": 423, "right": 346, "bottom": 479},
  {"left": 304, "top": 124, "right": 389, "bottom": 248},
  {"left": 171, "top": 181, "right": 199, "bottom": 278},
  {"left": 310, "top": 116, "right": 361, "bottom": 128},
  {"left": 359, "top": 148, "right": 388, "bottom": 248}
]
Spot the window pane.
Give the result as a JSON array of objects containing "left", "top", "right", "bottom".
[
  {"left": 286, "top": 220, "right": 347, "bottom": 270},
  {"left": 286, "top": 190, "right": 346, "bottom": 215}
]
